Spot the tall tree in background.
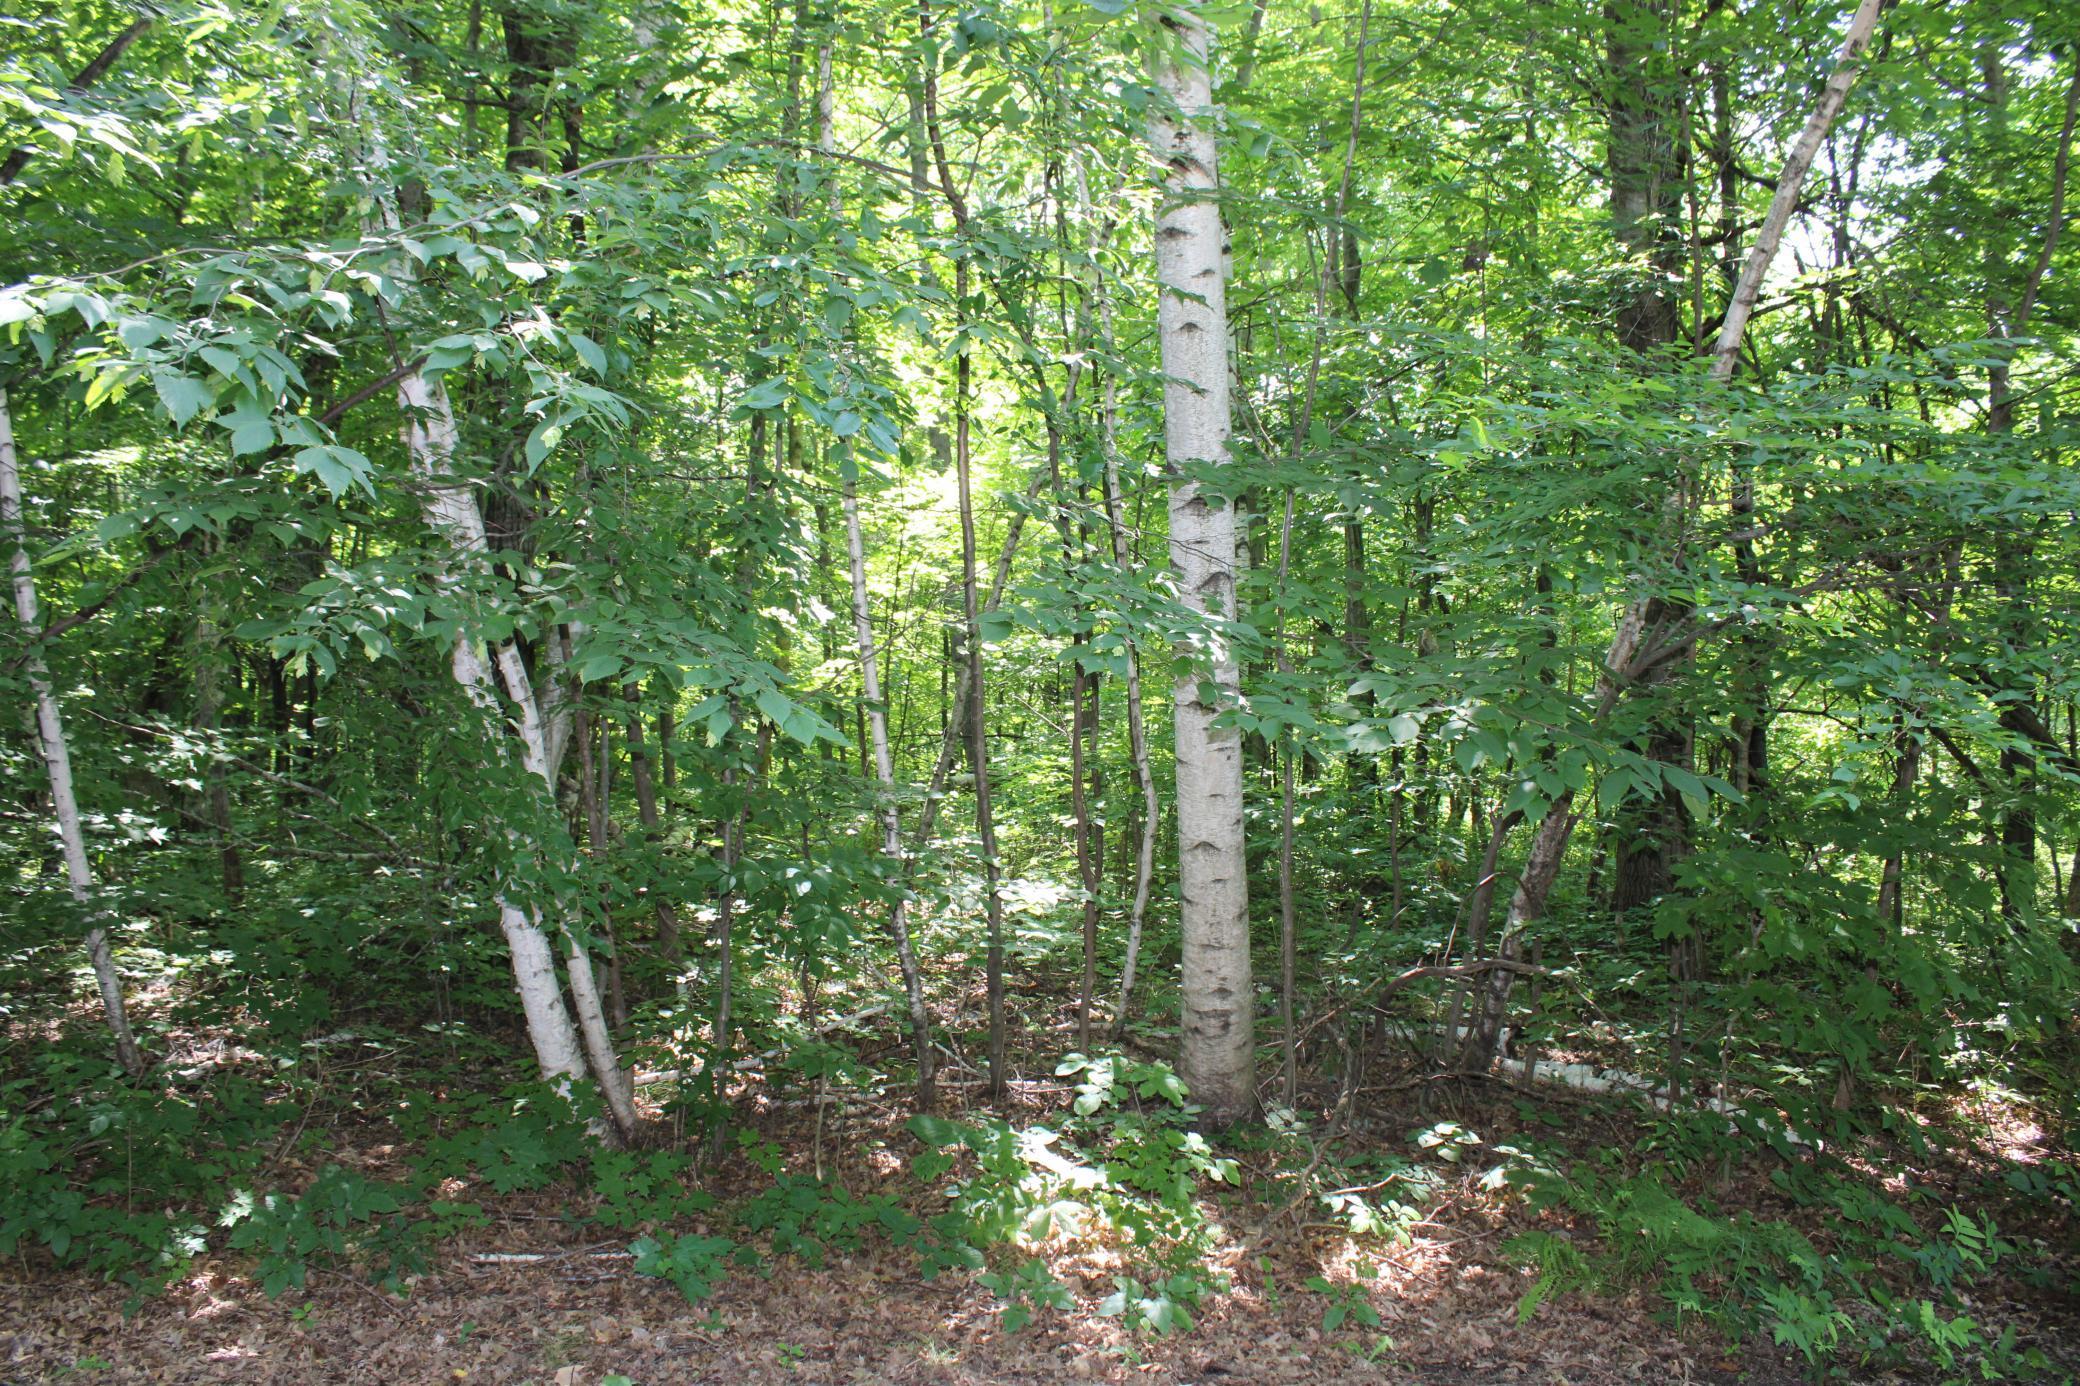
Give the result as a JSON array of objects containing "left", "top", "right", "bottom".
[{"left": 1604, "top": 0, "right": 1694, "bottom": 923}]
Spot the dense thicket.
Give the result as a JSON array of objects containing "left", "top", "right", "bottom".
[{"left": 3, "top": 0, "right": 2075, "bottom": 1374}]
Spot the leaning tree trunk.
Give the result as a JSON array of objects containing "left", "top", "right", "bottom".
[
  {"left": 1151, "top": 1, "right": 1254, "bottom": 1124},
  {"left": 0, "top": 387, "right": 147, "bottom": 1079},
  {"left": 1461, "top": 0, "right": 1887, "bottom": 1070},
  {"left": 394, "top": 360, "right": 639, "bottom": 1142}
]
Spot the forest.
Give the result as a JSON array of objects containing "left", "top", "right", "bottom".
[{"left": 1, "top": 0, "right": 2076, "bottom": 1379}]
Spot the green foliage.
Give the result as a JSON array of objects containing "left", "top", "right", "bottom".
[
  {"left": 736, "top": 1174, "right": 922, "bottom": 1267},
  {"left": 977, "top": 1257, "right": 1074, "bottom": 1332},
  {"left": 416, "top": 1088, "right": 596, "bottom": 1194},
  {"left": 629, "top": 1232, "right": 741, "bottom": 1304},
  {"left": 221, "top": 1165, "right": 414, "bottom": 1297},
  {"left": 1506, "top": 1159, "right": 2056, "bottom": 1378},
  {"left": 0, "top": 0, "right": 2074, "bottom": 1368},
  {"left": 1304, "top": 1262, "right": 1384, "bottom": 1333}
]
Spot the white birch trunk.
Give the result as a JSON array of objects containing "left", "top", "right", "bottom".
[
  {"left": 842, "top": 473, "right": 935, "bottom": 1104},
  {"left": 0, "top": 387, "right": 146, "bottom": 1078},
  {"left": 394, "top": 367, "right": 638, "bottom": 1138},
  {"left": 1151, "top": 5, "right": 1254, "bottom": 1123},
  {"left": 1706, "top": 0, "right": 1884, "bottom": 383}
]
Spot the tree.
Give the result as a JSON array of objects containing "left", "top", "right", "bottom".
[
  {"left": 1150, "top": 0, "right": 1254, "bottom": 1124},
  {"left": 0, "top": 386, "right": 146, "bottom": 1079}
]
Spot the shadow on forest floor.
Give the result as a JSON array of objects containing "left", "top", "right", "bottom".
[{"left": 4, "top": 990, "right": 2075, "bottom": 1384}]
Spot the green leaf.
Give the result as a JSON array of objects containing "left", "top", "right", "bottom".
[
  {"left": 230, "top": 417, "right": 275, "bottom": 457},
  {"left": 153, "top": 372, "right": 213, "bottom": 428},
  {"left": 292, "top": 445, "right": 372, "bottom": 499},
  {"left": 741, "top": 379, "right": 789, "bottom": 410},
  {"left": 753, "top": 686, "right": 793, "bottom": 727},
  {"left": 569, "top": 331, "right": 608, "bottom": 377}
]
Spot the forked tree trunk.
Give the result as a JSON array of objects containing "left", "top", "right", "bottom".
[
  {"left": 1460, "top": 0, "right": 1886, "bottom": 1070},
  {"left": 394, "top": 360, "right": 638, "bottom": 1142},
  {"left": 1, "top": 387, "right": 147, "bottom": 1079},
  {"left": 1151, "top": 2, "right": 1254, "bottom": 1123}
]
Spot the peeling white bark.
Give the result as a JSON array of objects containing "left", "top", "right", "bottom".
[
  {"left": 394, "top": 364, "right": 637, "bottom": 1138},
  {"left": 1152, "top": 5, "right": 1254, "bottom": 1124}
]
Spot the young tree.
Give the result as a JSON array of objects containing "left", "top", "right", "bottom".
[{"left": 0, "top": 387, "right": 147, "bottom": 1079}]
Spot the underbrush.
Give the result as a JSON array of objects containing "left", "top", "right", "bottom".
[
  {"left": 5, "top": 1015, "right": 2072, "bottom": 1382},
  {"left": 1503, "top": 1121, "right": 2073, "bottom": 1381}
]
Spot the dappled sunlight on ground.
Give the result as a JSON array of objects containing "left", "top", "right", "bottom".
[{"left": 3, "top": 1066, "right": 1834, "bottom": 1385}]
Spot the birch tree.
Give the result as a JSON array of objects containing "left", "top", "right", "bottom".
[
  {"left": 392, "top": 360, "right": 640, "bottom": 1142},
  {"left": 1150, "top": 0, "right": 1254, "bottom": 1123},
  {"left": 1, "top": 387, "right": 147, "bottom": 1079}
]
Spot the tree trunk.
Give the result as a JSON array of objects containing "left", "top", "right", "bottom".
[
  {"left": 952, "top": 258, "right": 1008, "bottom": 1095},
  {"left": 192, "top": 556, "right": 245, "bottom": 903},
  {"left": 1462, "top": 0, "right": 1887, "bottom": 1069},
  {"left": 622, "top": 687, "right": 684, "bottom": 967},
  {"left": 1, "top": 387, "right": 147, "bottom": 1079},
  {"left": 394, "top": 353, "right": 636, "bottom": 1141},
  {"left": 1152, "top": 2, "right": 1254, "bottom": 1124},
  {"left": 1604, "top": 0, "right": 1692, "bottom": 920},
  {"left": 843, "top": 464, "right": 933, "bottom": 1106},
  {"left": 1099, "top": 283, "right": 1159, "bottom": 1037},
  {"left": 822, "top": 37, "right": 933, "bottom": 1107}
]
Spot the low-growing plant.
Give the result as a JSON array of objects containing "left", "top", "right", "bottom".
[
  {"left": 629, "top": 1231, "right": 742, "bottom": 1303},
  {"left": 221, "top": 1164, "right": 415, "bottom": 1297}
]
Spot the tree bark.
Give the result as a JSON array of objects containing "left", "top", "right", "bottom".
[
  {"left": 622, "top": 688, "right": 684, "bottom": 967},
  {"left": 1462, "top": 0, "right": 1887, "bottom": 1070},
  {"left": 950, "top": 257, "right": 1008, "bottom": 1095},
  {"left": 1096, "top": 252, "right": 1160, "bottom": 1037},
  {"left": 1604, "top": 0, "right": 1693, "bottom": 920},
  {"left": 1, "top": 387, "right": 147, "bottom": 1078},
  {"left": 822, "top": 37, "right": 933, "bottom": 1107},
  {"left": 393, "top": 350, "right": 636, "bottom": 1141},
  {"left": 1152, "top": 2, "right": 1254, "bottom": 1123}
]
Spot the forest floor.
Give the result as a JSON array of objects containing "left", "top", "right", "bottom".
[{"left": 5, "top": 1002, "right": 2076, "bottom": 1385}]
